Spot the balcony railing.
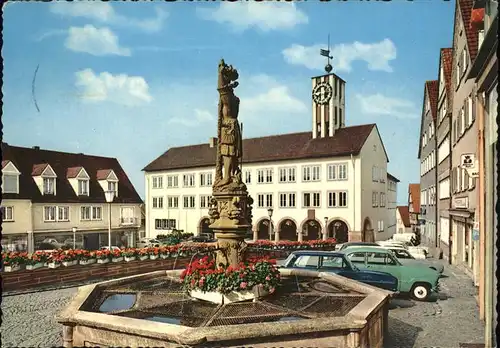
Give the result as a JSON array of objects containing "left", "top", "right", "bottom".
[{"left": 120, "top": 217, "right": 139, "bottom": 226}]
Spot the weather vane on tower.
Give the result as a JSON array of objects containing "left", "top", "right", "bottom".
[{"left": 320, "top": 34, "right": 334, "bottom": 73}]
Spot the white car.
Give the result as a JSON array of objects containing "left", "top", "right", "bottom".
[
  {"left": 380, "top": 245, "right": 426, "bottom": 260},
  {"left": 378, "top": 241, "right": 427, "bottom": 259},
  {"left": 136, "top": 238, "right": 161, "bottom": 248},
  {"left": 100, "top": 246, "right": 121, "bottom": 252}
]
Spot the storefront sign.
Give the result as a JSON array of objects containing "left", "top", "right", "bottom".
[
  {"left": 453, "top": 197, "right": 469, "bottom": 209},
  {"left": 461, "top": 153, "right": 479, "bottom": 178}
]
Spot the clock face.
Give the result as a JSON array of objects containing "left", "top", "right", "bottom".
[{"left": 312, "top": 82, "right": 333, "bottom": 105}]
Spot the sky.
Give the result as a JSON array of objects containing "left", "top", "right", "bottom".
[{"left": 2, "top": 0, "right": 456, "bottom": 204}]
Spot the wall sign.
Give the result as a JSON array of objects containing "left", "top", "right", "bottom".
[{"left": 453, "top": 197, "right": 469, "bottom": 209}]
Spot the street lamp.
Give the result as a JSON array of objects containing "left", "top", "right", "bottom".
[
  {"left": 324, "top": 217, "right": 328, "bottom": 240},
  {"left": 72, "top": 227, "right": 77, "bottom": 250},
  {"left": 267, "top": 208, "right": 273, "bottom": 241},
  {"left": 104, "top": 190, "right": 115, "bottom": 249}
]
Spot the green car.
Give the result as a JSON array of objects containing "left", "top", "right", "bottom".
[{"left": 341, "top": 246, "right": 440, "bottom": 301}]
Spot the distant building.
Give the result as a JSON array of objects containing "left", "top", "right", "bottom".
[
  {"left": 396, "top": 206, "right": 412, "bottom": 234},
  {"left": 407, "top": 183, "right": 421, "bottom": 232},
  {"left": 143, "top": 70, "right": 393, "bottom": 243},
  {"left": 1, "top": 143, "right": 143, "bottom": 252},
  {"left": 386, "top": 173, "right": 400, "bottom": 237}
]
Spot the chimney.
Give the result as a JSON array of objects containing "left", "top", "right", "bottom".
[
  {"left": 32, "top": 146, "right": 40, "bottom": 150},
  {"left": 209, "top": 137, "right": 218, "bottom": 148}
]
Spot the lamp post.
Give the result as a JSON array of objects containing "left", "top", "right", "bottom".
[
  {"left": 267, "top": 208, "right": 273, "bottom": 241},
  {"left": 104, "top": 190, "right": 115, "bottom": 249},
  {"left": 72, "top": 227, "right": 77, "bottom": 249},
  {"left": 324, "top": 217, "right": 328, "bottom": 240}
]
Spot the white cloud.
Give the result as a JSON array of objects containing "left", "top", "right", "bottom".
[
  {"left": 283, "top": 38, "right": 397, "bottom": 73},
  {"left": 168, "top": 109, "right": 214, "bottom": 127},
  {"left": 197, "top": 2, "right": 308, "bottom": 32},
  {"left": 50, "top": 2, "right": 168, "bottom": 33},
  {"left": 355, "top": 93, "right": 417, "bottom": 119},
  {"left": 75, "top": 69, "right": 153, "bottom": 106},
  {"left": 65, "top": 25, "right": 131, "bottom": 56}
]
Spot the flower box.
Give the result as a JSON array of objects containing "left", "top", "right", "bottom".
[
  {"left": 3, "top": 264, "right": 22, "bottom": 272},
  {"left": 139, "top": 255, "right": 149, "bottom": 261},
  {"left": 62, "top": 260, "right": 78, "bottom": 267},
  {"left": 80, "top": 259, "right": 96, "bottom": 266},
  {"left": 124, "top": 256, "right": 136, "bottom": 262},
  {"left": 160, "top": 253, "right": 170, "bottom": 259},
  {"left": 26, "top": 262, "right": 44, "bottom": 271},
  {"left": 112, "top": 257, "right": 124, "bottom": 263},
  {"left": 48, "top": 262, "right": 60, "bottom": 269},
  {"left": 97, "top": 259, "right": 109, "bottom": 264},
  {"left": 190, "top": 285, "right": 269, "bottom": 305},
  {"left": 149, "top": 254, "right": 159, "bottom": 260}
]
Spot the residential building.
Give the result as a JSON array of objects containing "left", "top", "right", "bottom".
[
  {"left": 143, "top": 71, "right": 393, "bottom": 243},
  {"left": 1, "top": 143, "right": 143, "bottom": 252},
  {"left": 418, "top": 80, "right": 439, "bottom": 249},
  {"left": 396, "top": 206, "right": 412, "bottom": 234},
  {"left": 449, "top": 0, "right": 479, "bottom": 282},
  {"left": 466, "top": 0, "right": 497, "bottom": 343},
  {"left": 386, "top": 173, "right": 400, "bottom": 237},
  {"left": 436, "top": 47, "right": 454, "bottom": 262},
  {"left": 407, "top": 183, "right": 421, "bottom": 233}
]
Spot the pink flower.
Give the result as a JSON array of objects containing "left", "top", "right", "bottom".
[
  {"left": 269, "top": 287, "right": 275, "bottom": 294},
  {"left": 265, "top": 275, "right": 271, "bottom": 281},
  {"left": 240, "top": 282, "right": 248, "bottom": 289}
]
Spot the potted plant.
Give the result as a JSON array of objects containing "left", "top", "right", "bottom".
[
  {"left": 79, "top": 250, "right": 97, "bottom": 265},
  {"left": 123, "top": 248, "right": 137, "bottom": 262},
  {"left": 26, "top": 252, "right": 46, "bottom": 270},
  {"left": 47, "top": 253, "right": 62, "bottom": 269},
  {"left": 148, "top": 247, "right": 160, "bottom": 260},
  {"left": 138, "top": 248, "right": 149, "bottom": 261},
  {"left": 159, "top": 246, "right": 170, "bottom": 259},
  {"left": 168, "top": 245, "right": 179, "bottom": 258},
  {"left": 96, "top": 249, "right": 110, "bottom": 264},
  {"left": 60, "top": 250, "right": 79, "bottom": 267},
  {"left": 111, "top": 248, "right": 123, "bottom": 263},
  {"left": 2, "top": 252, "right": 27, "bottom": 272},
  {"left": 181, "top": 256, "right": 281, "bottom": 304}
]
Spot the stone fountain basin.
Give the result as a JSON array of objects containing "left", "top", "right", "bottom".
[{"left": 57, "top": 268, "right": 394, "bottom": 348}]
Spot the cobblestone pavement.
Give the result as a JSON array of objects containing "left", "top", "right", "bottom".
[
  {"left": 386, "top": 259, "right": 485, "bottom": 348},
  {"left": 0, "top": 259, "right": 484, "bottom": 347}
]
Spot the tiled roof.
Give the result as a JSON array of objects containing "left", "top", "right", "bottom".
[
  {"left": 144, "top": 124, "right": 379, "bottom": 172},
  {"left": 387, "top": 173, "right": 400, "bottom": 182},
  {"left": 31, "top": 163, "right": 49, "bottom": 176},
  {"left": 426, "top": 80, "right": 439, "bottom": 121},
  {"left": 459, "top": 0, "right": 479, "bottom": 61},
  {"left": 1, "top": 143, "right": 143, "bottom": 204},
  {"left": 2, "top": 160, "right": 10, "bottom": 169},
  {"left": 408, "top": 183, "right": 421, "bottom": 214},
  {"left": 96, "top": 169, "right": 113, "bottom": 180},
  {"left": 440, "top": 48, "right": 453, "bottom": 105},
  {"left": 66, "top": 166, "right": 83, "bottom": 179},
  {"left": 397, "top": 206, "right": 411, "bottom": 227}
]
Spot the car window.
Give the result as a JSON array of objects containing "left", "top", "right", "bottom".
[
  {"left": 321, "top": 256, "right": 348, "bottom": 269},
  {"left": 292, "top": 255, "right": 320, "bottom": 268},
  {"left": 347, "top": 252, "right": 365, "bottom": 264},
  {"left": 392, "top": 249, "right": 411, "bottom": 259},
  {"left": 367, "top": 252, "right": 398, "bottom": 265}
]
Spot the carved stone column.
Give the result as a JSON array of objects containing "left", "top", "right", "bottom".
[
  {"left": 297, "top": 230, "right": 303, "bottom": 242},
  {"left": 62, "top": 324, "right": 75, "bottom": 348},
  {"left": 253, "top": 229, "right": 258, "bottom": 241},
  {"left": 274, "top": 229, "right": 280, "bottom": 242}
]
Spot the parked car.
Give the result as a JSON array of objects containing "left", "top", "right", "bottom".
[
  {"left": 280, "top": 250, "right": 399, "bottom": 292},
  {"left": 136, "top": 238, "right": 160, "bottom": 248},
  {"left": 341, "top": 246, "right": 441, "bottom": 301},
  {"left": 41, "top": 238, "right": 62, "bottom": 249},
  {"left": 380, "top": 246, "right": 426, "bottom": 260},
  {"left": 378, "top": 240, "right": 428, "bottom": 258},
  {"left": 100, "top": 246, "right": 122, "bottom": 252},
  {"left": 337, "top": 242, "right": 380, "bottom": 251},
  {"left": 187, "top": 233, "right": 215, "bottom": 243}
]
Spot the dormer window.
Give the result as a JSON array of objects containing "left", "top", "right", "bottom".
[
  {"left": 43, "top": 177, "right": 55, "bottom": 195},
  {"left": 67, "top": 166, "right": 90, "bottom": 197},
  {"left": 108, "top": 181, "right": 118, "bottom": 197},
  {"left": 32, "top": 163, "right": 57, "bottom": 196},
  {"left": 97, "top": 169, "right": 119, "bottom": 199},
  {"left": 78, "top": 179, "right": 89, "bottom": 195},
  {"left": 2, "top": 161, "right": 21, "bottom": 194}
]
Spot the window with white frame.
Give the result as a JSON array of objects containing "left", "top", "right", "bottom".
[
  {"left": 108, "top": 181, "right": 118, "bottom": 198},
  {"left": 372, "top": 166, "right": 378, "bottom": 182},
  {"left": 303, "top": 192, "right": 320, "bottom": 208},
  {"left": 43, "top": 177, "right": 56, "bottom": 195},
  {"left": 257, "top": 193, "right": 273, "bottom": 208},
  {"left": 372, "top": 192, "right": 378, "bottom": 207},
  {"left": 328, "top": 191, "right": 348, "bottom": 208},
  {"left": 438, "top": 137, "right": 450, "bottom": 163},
  {"left": 152, "top": 197, "right": 164, "bottom": 209},
  {"left": 328, "top": 163, "right": 347, "bottom": 180},
  {"left": 377, "top": 220, "right": 384, "bottom": 232},
  {"left": 167, "top": 175, "right": 179, "bottom": 188},
  {"left": 183, "top": 174, "right": 195, "bottom": 187},
  {"left": 279, "top": 193, "right": 296, "bottom": 208},
  {"left": 183, "top": 196, "right": 196, "bottom": 208},
  {"left": 379, "top": 168, "right": 386, "bottom": 183},
  {"left": 380, "top": 193, "right": 386, "bottom": 207},
  {"left": 1, "top": 206, "right": 14, "bottom": 221},
  {"left": 265, "top": 169, "right": 273, "bottom": 183},
  {"left": 152, "top": 176, "right": 163, "bottom": 189},
  {"left": 167, "top": 196, "right": 179, "bottom": 208},
  {"left": 439, "top": 178, "right": 450, "bottom": 199},
  {"left": 460, "top": 107, "right": 465, "bottom": 135},
  {"left": 279, "top": 167, "right": 296, "bottom": 183},
  {"left": 257, "top": 170, "right": 264, "bottom": 183},
  {"left": 78, "top": 179, "right": 89, "bottom": 196},
  {"left": 257, "top": 169, "right": 273, "bottom": 183},
  {"left": 58, "top": 206, "right": 70, "bottom": 221},
  {"left": 200, "top": 173, "right": 213, "bottom": 187},
  {"left": 265, "top": 194, "right": 273, "bottom": 207},
  {"left": 257, "top": 194, "right": 265, "bottom": 208},
  {"left": 43, "top": 206, "right": 70, "bottom": 222},
  {"left": 81, "top": 206, "right": 91, "bottom": 220},
  {"left": 155, "top": 219, "right": 176, "bottom": 230},
  {"left": 303, "top": 165, "right": 320, "bottom": 182},
  {"left": 200, "top": 195, "right": 211, "bottom": 208},
  {"left": 2, "top": 162, "right": 20, "bottom": 193},
  {"left": 467, "top": 96, "right": 473, "bottom": 127},
  {"left": 244, "top": 170, "right": 251, "bottom": 184},
  {"left": 93, "top": 206, "right": 102, "bottom": 220}
]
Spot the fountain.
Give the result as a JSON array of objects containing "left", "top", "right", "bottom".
[{"left": 57, "top": 60, "right": 394, "bottom": 348}]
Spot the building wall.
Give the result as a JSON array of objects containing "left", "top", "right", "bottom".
[
  {"left": 395, "top": 210, "right": 411, "bottom": 234},
  {"left": 419, "top": 95, "right": 438, "bottom": 248},
  {"left": 386, "top": 178, "right": 398, "bottom": 237},
  {"left": 359, "top": 128, "right": 389, "bottom": 241},
  {"left": 1, "top": 199, "right": 33, "bottom": 234}
]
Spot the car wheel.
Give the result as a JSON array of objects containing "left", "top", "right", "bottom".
[{"left": 411, "top": 283, "right": 431, "bottom": 301}]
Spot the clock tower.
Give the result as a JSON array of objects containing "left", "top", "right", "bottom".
[{"left": 311, "top": 72, "right": 346, "bottom": 139}]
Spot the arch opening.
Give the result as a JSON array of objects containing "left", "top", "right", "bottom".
[
  {"left": 199, "top": 218, "right": 214, "bottom": 238},
  {"left": 257, "top": 219, "right": 275, "bottom": 240},
  {"left": 301, "top": 219, "right": 321, "bottom": 241},
  {"left": 362, "top": 217, "right": 375, "bottom": 242},
  {"left": 279, "top": 219, "right": 298, "bottom": 241},
  {"left": 328, "top": 220, "right": 349, "bottom": 243}
]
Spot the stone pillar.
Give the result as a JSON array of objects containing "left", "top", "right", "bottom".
[
  {"left": 62, "top": 324, "right": 75, "bottom": 348},
  {"left": 27, "top": 231, "right": 34, "bottom": 254},
  {"left": 274, "top": 229, "right": 280, "bottom": 242},
  {"left": 253, "top": 229, "right": 258, "bottom": 241},
  {"left": 297, "top": 230, "right": 303, "bottom": 242},
  {"left": 322, "top": 225, "right": 328, "bottom": 241}
]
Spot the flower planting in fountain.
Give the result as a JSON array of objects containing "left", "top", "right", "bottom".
[{"left": 180, "top": 255, "right": 281, "bottom": 295}]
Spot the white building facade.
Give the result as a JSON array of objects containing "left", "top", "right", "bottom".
[{"left": 386, "top": 174, "right": 400, "bottom": 237}]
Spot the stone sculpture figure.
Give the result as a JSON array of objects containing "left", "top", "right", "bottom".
[{"left": 214, "top": 59, "right": 243, "bottom": 189}]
